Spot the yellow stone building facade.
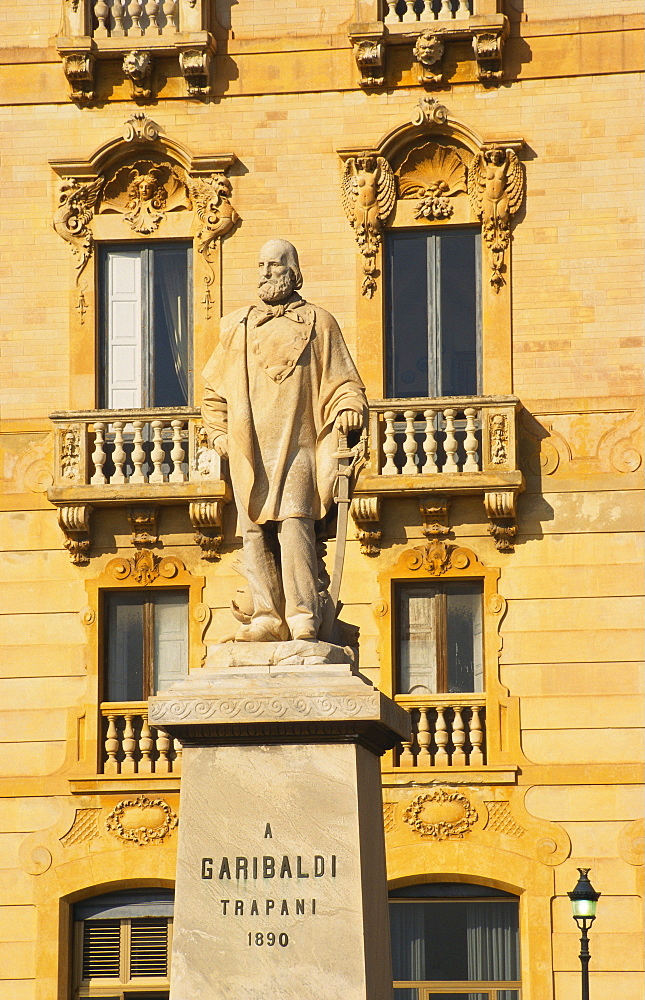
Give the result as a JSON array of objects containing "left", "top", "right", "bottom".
[{"left": 0, "top": 1, "right": 643, "bottom": 998}]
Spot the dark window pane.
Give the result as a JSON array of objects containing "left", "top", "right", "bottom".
[
  {"left": 152, "top": 248, "right": 190, "bottom": 406},
  {"left": 105, "top": 593, "right": 145, "bottom": 701},
  {"left": 439, "top": 232, "right": 479, "bottom": 396},
  {"left": 394, "top": 990, "right": 419, "bottom": 1000},
  {"left": 446, "top": 582, "right": 483, "bottom": 693},
  {"left": 387, "top": 233, "right": 429, "bottom": 398}
]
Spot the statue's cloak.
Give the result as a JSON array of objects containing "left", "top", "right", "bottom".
[{"left": 202, "top": 295, "right": 366, "bottom": 524}]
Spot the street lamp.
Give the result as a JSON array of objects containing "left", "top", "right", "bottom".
[{"left": 568, "top": 868, "right": 600, "bottom": 1000}]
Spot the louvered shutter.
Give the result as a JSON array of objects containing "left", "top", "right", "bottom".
[
  {"left": 153, "top": 592, "right": 188, "bottom": 692},
  {"left": 129, "top": 919, "right": 169, "bottom": 978},
  {"left": 82, "top": 920, "right": 121, "bottom": 979},
  {"left": 105, "top": 250, "right": 144, "bottom": 408}
]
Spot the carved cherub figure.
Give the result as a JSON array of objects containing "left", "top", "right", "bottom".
[
  {"left": 468, "top": 148, "right": 523, "bottom": 236},
  {"left": 125, "top": 167, "right": 167, "bottom": 234}
]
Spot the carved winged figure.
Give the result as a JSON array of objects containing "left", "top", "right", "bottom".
[
  {"left": 53, "top": 177, "right": 104, "bottom": 275},
  {"left": 468, "top": 148, "right": 524, "bottom": 289},
  {"left": 468, "top": 148, "right": 523, "bottom": 246},
  {"left": 341, "top": 154, "right": 396, "bottom": 254},
  {"left": 341, "top": 154, "right": 396, "bottom": 296},
  {"left": 190, "top": 174, "right": 240, "bottom": 256}
]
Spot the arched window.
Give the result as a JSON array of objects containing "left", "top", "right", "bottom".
[
  {"left": 72, "top": 888, "right": 173, "bottom": 1000},
  {"left": 389, "top": 883, "right": 521, "bottom": 999}
]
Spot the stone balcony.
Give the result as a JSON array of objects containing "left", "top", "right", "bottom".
[
  {"left": 352, "top": 395, "right": 524, "bottom": 553},
  {"left": 56, "top": 0, "right": 217, "bottom": 101},
  {"left": 47, "top": 407, "right": 231, "bottom": 564},
  {"left": 349, "top": 0, "right": 508, "bottom": 88}
]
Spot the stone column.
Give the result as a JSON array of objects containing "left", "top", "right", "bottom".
[{"left": 149, "top": 641, "right": 411, "bottom": 1000}]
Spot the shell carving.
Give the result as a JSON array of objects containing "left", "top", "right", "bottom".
[{"left": 398, "top": 143, "right": 467, "bottom": 220}]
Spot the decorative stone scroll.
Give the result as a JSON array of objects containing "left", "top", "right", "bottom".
[
  {"left": 53, "top": 177, "right": 104, "bottom": 289},
  {"left": 349, "top": 30, "right": 385, "bottom": 88},
  {"left": 107, "top": 550, "right": 184, "bottom": 586},
  {"left": 403, "top": 540, "right": 471, "bottom": 577},
  {"left": 350, "top": 496, "right": 381, "bottom": 556},
  {"left": 189, "top": 500, "right": 224, "bottom": 561},
  {"left": 341, "top": 153, "right": 396, "bottom": 297},
  {"left": 106, "top": 795, "right": 178, "bottom": 846},
  {"left": 61, "top": 52, "right": 96, "bottom": 103}
]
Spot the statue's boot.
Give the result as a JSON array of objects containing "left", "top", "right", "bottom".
[{"left": 235, "top": 617, "right": 288, "bottom": 642}]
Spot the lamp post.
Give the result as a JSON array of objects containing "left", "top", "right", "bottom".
[{"left": 568, "top": 868, "right": 600, "bottom": 1000}]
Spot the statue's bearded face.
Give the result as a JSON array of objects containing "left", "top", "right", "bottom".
[{"left": 257, "top": 265, "right": 297, "bottom": 304}]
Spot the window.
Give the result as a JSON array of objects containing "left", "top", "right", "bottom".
[
  {"left": 396, "top": 581, "right": 483, "bottom": 695},
  {"left": 390, "top": 883, "right": 521, "bottom": 1000},
  {"left": 386, "top": 228, "right": 481, "bottom": 399},
  {"left": 100, "top": 243, "right": 192, "bottom": 409},
  {"left": 104, "top": 590, "right": 188, "bottom": 700},
  {"left": 73, "top": 889, "right": 173, "bottom": 1000}
]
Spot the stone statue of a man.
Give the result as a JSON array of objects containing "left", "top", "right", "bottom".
[{"left": 202, "top": 240, "right": 367, "bottom": 642}]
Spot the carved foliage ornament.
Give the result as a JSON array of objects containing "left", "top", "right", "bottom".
[
  {"left": 341, "top": 154, "right": 396, "bottom": 297},
  {"left": 403, "top": 788, "right": 478, "bottom": 840},
  {"left": 108, "top": 550, "right": 184, "bottom": 585},
  {"left": 53, "top": 176, "right": 104, "bottom": 284},
  {"left": 106, "top": 795, "right": 178, "bottom": 846}
]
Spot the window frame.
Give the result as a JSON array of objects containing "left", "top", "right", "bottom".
[
  {"left": 385, "top": 226, "right": 483, "bottom": 400},
  {"left": 98, "top": 240, "right": 194, "bottom": 410}
]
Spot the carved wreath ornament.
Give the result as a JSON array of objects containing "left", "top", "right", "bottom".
[
  {"left": 403, "top": 789, "right": 478, "bottom": 840},
  {"left": 106, "top": 795, "right": 178, "bottom": 846}
]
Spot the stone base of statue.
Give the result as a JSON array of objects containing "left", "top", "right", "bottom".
[{"left": 149, "top": 641, "right": 411, "bottom": 1000}]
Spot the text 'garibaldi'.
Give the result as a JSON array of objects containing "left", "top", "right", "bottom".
[{"left": 201, "top": 240, "right": 367, "bottom": 644}]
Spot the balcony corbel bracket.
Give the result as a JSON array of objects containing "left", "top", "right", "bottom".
[
  {"left": 179, "top": 47, "right": 213, "bottom": 97},
  {"left": 419, "top": 498, "right": 451, "bottom": 542},
  {"left": 58, "top": 504, "right": 93, "bottom": 565},
  {"left": 413, "top": 32, "right": 445, "bottom": 87},
  {"left": 350, "top": 496, "right": 381, "bottom": 556},
  {"left": 472, "top": 26, "right": 508, "bottom": 84},
  {"left": 62, "top": 51, "right": 96, "bottom": 104},
  {"left": 128, "top": 505, "right": 159, "bottom": 547},
  {"left": 190, "top": 501, "right": 223, "bottom": 561},
  {"left": 348, "top": 28, "right": 386, "bottom": 89},
  {"left": 484, "top": 491, "right": 517, "bottom": 552}
]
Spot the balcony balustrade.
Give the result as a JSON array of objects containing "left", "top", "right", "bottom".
[
  {"left": 391, "top": 695, "right": 486, "bottom": 769},
  {"left": 48, "top": 407, "right": 231, "bottom": 564},
  {"left": 100, "top": 702, "right": 181, "bottom": 775}
]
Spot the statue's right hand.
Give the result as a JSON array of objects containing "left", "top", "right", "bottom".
[{"left": 212, "top": 434, "right": 229, "bottom": 459}]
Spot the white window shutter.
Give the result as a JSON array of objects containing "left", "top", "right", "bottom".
[
  {"left": 106, "top": 250, "right": 143, "bottom": 408},
  {"left": 153, "top": 592, "right": 188, "bottom": 692}
]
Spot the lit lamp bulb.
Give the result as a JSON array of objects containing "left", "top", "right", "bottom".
[{"left": 568, "top": 868, "right": 600, "bottom": 928}]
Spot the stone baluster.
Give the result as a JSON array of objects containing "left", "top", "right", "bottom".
[
  {"left": 402, "top": 410, "right": 419, "bottom": 474},
  {"left": 162, "top": 0, "right": 178, "bottom": 32},
  {"left": 402, "top": 0, "right": 417, "bottom": 22},
  {"left": 104, "top": 714, "right": 120, "bottom": 774},
  {"left": 112, "top": 0, "right": 126, "bottom": 35},
  {"left": 111, "top": 420, "right": 127, "bottom": 484},
  {"left": 91, "top": 422, "right": 107, "bottom": 484},
  {"left": 144, "top": 0, "right": 160, "bottom": 33},
  {"left": 455, "top": 0, "right": 471, "bottom": 19},
  {"left": 139, "top": 714, "right": 153, "bottom": 773},
  {"left": 130, "top": 420, "right": 146, "bottom": 483},
  {"left": 398, "top": 709, "right": 415, "bottom": 766},
  {"left": 156, "top": 728, "right": 171, "bottom": 773},
  {"left": 169, "top": 419, "right": 187, "bottom": 482},
  {"left": 438, "top": 0, "right": 453, "bottom": 20},
  {"left": 442, "top": 408, "right": 459, "bottom": 473},
  {"left": 121, "top": 713, "right": 137, "bottom": 774},
  {"left": 419, "top": 0, "right": 434, "bottom": 21},
  {"left": 382, "top": 410, "right": 399, "bottom": 475},
  {"left": 172, "top": 737, "right": 182, "bottom": 772},
  {"left": 469, "top": 706, "right": 484, "bottom": 765},
  {"left": 128, "top": 0, "right": 144, "bottom": 34},
  {"left": 94, "top": 0, "right": 111, "bottom": 36},
  {"left": 384, "top": 0, "right": 399, "bottom": 23},
  {"left": 463, "top": 407, "right": 479, "bottom": 472},
  {"left": 416, "top": 707, "right": 432, "bottom": 765},
  {"left": 434, "top": 707, "right": 449, "bottom": 765},
  {"left": 149, "top": 419, "right": 165, "bottom": 483},
  {"left": 423, "top": 408, "right": 438, "bottom": 472},
  {"left": 452, "top": 707, "right": 466, "bottom": 765}
]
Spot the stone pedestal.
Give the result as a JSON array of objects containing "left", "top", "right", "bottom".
[{"left": 149, "top": 644, "right": 411, "bottom": 1000}]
